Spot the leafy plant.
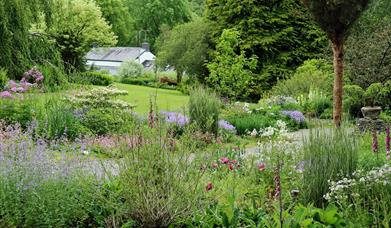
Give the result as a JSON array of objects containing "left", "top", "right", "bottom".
[
  {"left": 343, "top": 85, "right": 365, "bottom": 117},
  {"left": 189, "top": 87, "right": 221, "bottom": 135},
  {"left": 118, "top": 60, "right": 144, "bottom": 79},
  {"left": 272, "top": 59, "right": 334, "bottom": 98},
  {"left": 76, "top": 71, "right": 114, "bottom": 86},
  {"left": 118, "top": 126, "right": 204, "bottom": 227},
  {"left": 0, "top": 68, "right": 8, "bottom": 90}
]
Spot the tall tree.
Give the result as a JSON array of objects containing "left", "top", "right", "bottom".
[
  {"left": 42, "top": 0, "right": 117, "bottom": 71},
  {"left": 126, "top": 0, "right": 191, "bottom": 49},
  {"left": 0, "top": 0, "right": 58, "bottom": 78},
  {"left": 346, "top": 0, "right": 391, "bottom": 88},
  {"left": 156, "top": 19, "right": 211, "bottom": 82},
  {"left": 302, "top": 0, "right": 370, "bottom": 127},
  {"left": 95, "top": 0, "right": 135, "bottom": 46},
  {"left": 206, "top": 0, "right": 327, "bottom": 100}
]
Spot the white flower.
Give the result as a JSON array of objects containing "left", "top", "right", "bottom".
[
  {"left": 82, "top": 150, "right": 90, "bottom": 155},
  {"left": 250, "top": 129, "right": 258, "bottom": 137}
]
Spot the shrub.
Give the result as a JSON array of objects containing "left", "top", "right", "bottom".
[
  {"left": 227, "top": 113, "right": 278, "bottom": 135},
  {"left": 297, "top": 89, "right": 332, "bottom": 117},
  {"left": 301, "top": 128, "right": 358, "bottom": 207},
  {"left": 118, "top": 127, "right": 204, "bottom": 227},
  {"left": 364, "top": 82, "right": 383, "bottom": 106},
  {"left": 37, "top": 64, "right": 68, "bottom": 92},
  {"left": 271, "top": 59, "right": 334, "bottom": 98},
  {"left": 71, "top": 71, "right": 114, "bottom": 86},
  {"left": 343, "top": 85, "right": 365, "bottom": 117},
  {"left": 118, "top": 60, "right": 144, "bottom": 79},
  {"left": 121, "top": 77, "right": 156, "bottom": 86},
  {"left": 189, "top": 87, "right": 221, "bottom": 135},
  {"left": 0, "top": 68, "right": 8, "bottom": 90},
  {"left": 0, "top": 96, "right": 37, "bottom": 129},
  {"left": 81, "top": 108, "right": 135, "bottom": 135}
]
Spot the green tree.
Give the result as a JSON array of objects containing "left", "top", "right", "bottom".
[
  {"left": 302, "top": 0, "right": 370, "bottom": 126},
  {"left": 126, "top": 0, "right": 191, "bottom": 48},
  {"left": 346, "top": 0, "right": 391, "bottom": 88},
  {"left": 205, "top": 0, "right": 327, "bottom": 99},
  {"left": 43, "top": 0, "right": 117, "bottom": 71},
  {"left": 0, "top": 0, "right": 59, "bottom": 78},
  {"left": 156, "top": 19, "right": 211, "bottom": 83},
  {"left": 207, "top": 29, "right": 258, "bottom": 100},
  {"left": 95, "top": 0, "right": 135, "bottom": 46}
]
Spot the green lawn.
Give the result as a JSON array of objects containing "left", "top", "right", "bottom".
[{"left": 115, "top": 83, "right": 189, "bottom": 115}]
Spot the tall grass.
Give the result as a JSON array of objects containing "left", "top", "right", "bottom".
[
  {"left": 301, "top": 128, "right": 358, "bottom": 206},
  {"left": 118, "top": 124, "right": 205, "bottom": 227},
  {"left": 189, "top": 87, "right": 221, "bottom": 135}
]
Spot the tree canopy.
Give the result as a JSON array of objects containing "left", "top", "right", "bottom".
[
  {"left": 156, "top": 19, "right": 211, "bottom": 82},
  {"left": 205, "top": 0, "right": 327, "bottom": 99}
]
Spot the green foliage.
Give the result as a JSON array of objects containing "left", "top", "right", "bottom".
[
  {"left": 364, "top": 82, "right": 383, "bottom": 106},
  {"left": 95, "top": 0, "right": 134, "bottom": 46},
  {"left": 81, "top": 108, "right": 134, "bottom": 135},
  {"left": 302, "top": 0, "right": 370, "bottom": 41},
  {"left": 121, "top": 77, "right": 156, "bottom": 86},
  {"left": 343, "top": 85, "right": 365, "bottom": 117},
  {"left": 272, "top": 59, "right": 334, "bottom": 98},
  {"left": 0, "top": 97, "right": 36, "bottom": 129},
  {"left": 118, "top": 127, "right": 204, "bottom": 227},
  {"left": 206, "top": 0, "right": 327, "bottom": 98},
  {"left": 207, "top": 29, "right": 258, "bottom": 100},
  {"left": 189, "top": 87, "right": 221, "bottom": 135},
  {"left": 119, "top": 61, "right": 144, "bottom": 79},
  {"left": 346, "top": 0, "right": 391, "bottom": 88},
  {"left": 42, "top": 0, "right": 117, "bottom": 71},
  {"left": 0, "top": 0, "right": 60, "bottom": 78},
  {"left": 35, "top": 98, "right": 87, "bottom": 140},
  {"left": 37, "top": 63, "right": 69, "bottom": 92},
  {"left": 0, "top": 68, "right": 8, "bottom": 90},
  {"left": 156, "top": 19, "right": 211, "bottom": 81},
  {"left": 75, "top": 71, "right": 114, "bottom": 86},
  {"left": 301, "top": 128, "right": 358, "bottom": 207},
  {"left": 126, "top": 0, "right": 191, "bottom": 48}
]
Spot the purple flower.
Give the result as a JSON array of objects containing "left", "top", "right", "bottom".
[
  {"left": 0, "top": 91, "right": 13, "bottom": 99},
  {"left": 218, "top": 120, "right": 236, "bottom": 132},
  {"left": 281, "top": 110, "right": 305, "bottom": 123},
  {"left": 160, "top": 111, "right": 189, "bottom": 127}
]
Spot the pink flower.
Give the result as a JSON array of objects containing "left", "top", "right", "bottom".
[
  {"left": 206, "top": 182, "right": 213, "bottom": 191},
  {"left": 8, "top": 80, "right": 17, "bottom": 88},
  {"left": 231, "top": 160, "right": 238, "bottom": 164},
  {"left": 372, "top": 130, "right": 378, "bottom": 153},
  {"left": 211, "top": 162, "right": 218, "bottom": 169},
  {"left": 220, "top": 157, "right": 229, "bottom": 164},
  {"left": 0, "top": 91, "right": 13, "bottom": 99},
  {"left": 258, "top": 163, "right": 265, "bottom": 171},
  {"left": 228, "top": 163, "right": 234, "bottom": 171}
]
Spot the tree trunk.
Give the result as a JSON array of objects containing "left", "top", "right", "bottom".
[{"left": 332, "top": 40, "right": 344, "bottom": 127}]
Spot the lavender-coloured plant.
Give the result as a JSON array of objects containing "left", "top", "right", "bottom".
[
  {"left": 218, "top": 120, "right": 236, "bottom": 132},
  {"left": 160, "top": 111, "right": 189, "bottom": 127},
  {"left": 281, "top": 110, "right": 305, "bottom": 123}
]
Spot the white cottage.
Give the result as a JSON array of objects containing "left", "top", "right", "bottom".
[{"left": 86, "top": 43, "right": 156, "bottom": 75}]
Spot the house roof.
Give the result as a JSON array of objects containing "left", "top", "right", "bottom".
[{"left": 86, "top": 47, "right": 153, "bottom": 62}]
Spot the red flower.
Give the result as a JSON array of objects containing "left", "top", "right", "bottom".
[
  {"left": 211, "top": 162, "right": 218, "bottom": 169},
  {"left": 228, "top": 163, "right": 234, "bottom": 171},
  {"left": 220, "top": 157, "right": 229, "bottom": 164},
  {"left": 231, "top": 159, "right": 238, "bottom": 164},
  {"left": 258, "top": 163, "right": 265, "bottom": 171},
  {"left": 206, "top": 182, "right": 213, "bottom": 191}
]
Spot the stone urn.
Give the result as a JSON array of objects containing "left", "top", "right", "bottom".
[{"left": 361, "top": 106, "right": 382, "bottom": 120}]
